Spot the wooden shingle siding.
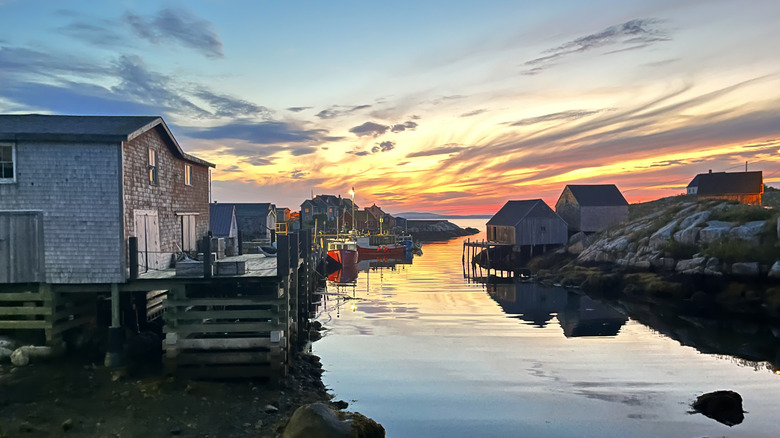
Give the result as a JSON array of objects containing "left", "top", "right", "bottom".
[
  {"left": 0, "top": 142, "right": 124, "bottom": 283},
  {"left": 123, "top": 127, "right": 210, "bottom": 268}
]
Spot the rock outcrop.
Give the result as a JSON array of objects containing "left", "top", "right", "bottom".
[
  {"left": 692, "top": 390, "right": 745, "bottom": 426},
  {"left": 282, "top": 403, "right": 384, "bottom": 438}
]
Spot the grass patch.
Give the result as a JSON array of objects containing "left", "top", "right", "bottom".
[
  {"left": 659, "top": 240, "right": 698, "bottom": 259},
  {"left": 709, "top": 203, "right": 773, "bottom": 223}
]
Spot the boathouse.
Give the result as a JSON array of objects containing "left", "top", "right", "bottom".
[
  {"left": 210, "top": 203, "right": 239, "bottom": 256},
  {"left": 0, "top": 114, "right": 214, "bottom": 283},
  {"left": 555, "top": 184, "right": 629, "bottom": 233},
  {"left": 688, "top": 170, "right": 763, "bottom": 205},
  {"left": 233, "top": 203, "right": 277, "bottom": 243},
  {"left": 487, "top": 199, "right": 568, "bottom": 251}
]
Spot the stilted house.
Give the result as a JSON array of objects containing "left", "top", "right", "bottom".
[
  {"left": 209, "top": 203, "right": 238, "bottom": 256},
  {"left": 688, "top": 170, "right": 763, "bottom": 205},
  {"left": 555, "top": 184, "right": 629, "bottom": 233},
  {"left": 0, "top": 114, "right": 214, "bottom": 284},
  {"left": 486, "top": 199, "right": 568, "bottom": 254}
]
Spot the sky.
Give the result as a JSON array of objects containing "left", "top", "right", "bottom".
[{"left": 1, "top": 0, "right": 779, "bottom": 215}]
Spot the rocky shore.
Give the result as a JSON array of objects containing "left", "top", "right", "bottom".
[
  {"left": 0, "top": 324, "right": 384, "bottom": 438},
  {"left": 529, "top": 196, "right": 780, "bottom": 320},
  {"left": 405, "top": 219, "right": 479, "bottom": 241}
]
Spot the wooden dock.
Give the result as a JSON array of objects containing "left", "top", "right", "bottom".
[{"left": 0, "top": 231, "right": 321, "bottom": 382}]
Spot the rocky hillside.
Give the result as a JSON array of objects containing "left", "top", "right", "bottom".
[
  {"left": 405, "top": 220, "right": 479, "bottom": 241},
  {"left": 572, "top": 196, "right": 780, "bottom": 279}
]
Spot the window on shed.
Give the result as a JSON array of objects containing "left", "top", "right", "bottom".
[
  {"left": 0, "top": 143, "right": 15, "bottom": 182},
  {"left": 148, "top": 149, "right": 158, "bottom": 185},
  {"left": 184, "top": 164, "right": 193, "bottom": 186}
]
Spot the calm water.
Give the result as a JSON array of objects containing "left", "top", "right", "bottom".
[{"left": 314, "top": 219, "right": 780, "bottom": 438}]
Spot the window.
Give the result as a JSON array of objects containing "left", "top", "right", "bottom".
[
  {"left": 0, "top": 142, "right": 15, "bottom": 182},
  {"left": 148, "top": 149, "right": 158, "bottom": 184},
  {"left": 184, "top": 164, "right": 193, "bottom": 186}
]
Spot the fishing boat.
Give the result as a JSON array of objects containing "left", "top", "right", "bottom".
[
  {"left": 355, "top": 234, "right": 407, "bottom": 258},
  {"left": 327, "top": 237, "right": 358, "bottom": 267}
]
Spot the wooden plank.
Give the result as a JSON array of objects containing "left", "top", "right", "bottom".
[
  {"left": 165, "top": 298, "right": 282, "bottom": 307},
  {"left": 0, "top": 306, "right": 50, "bottom": 316},
  {"left": 0, "top": 320, "right": 49, "bottom": 329},
  {"left": 0, "top": 292, "right": 45, "bottom": 301},
  {"left": 168, "top": 337, "right": 283, "bottom": 350},
  {"left": 165, "top": 309, "right": 282, "bottom": 320},
  {"left": 51, "top": 315, "right": 92, "bottom": 335},
  {"left": 163, "top": 320, "right": 280, "bottom": 334}
]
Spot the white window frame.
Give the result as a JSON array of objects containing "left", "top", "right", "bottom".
[
  {"left": 184, "top": 164, "right": 193, "bottom": 186},
  {"left": 0, "top": 142, "right": 16, "bottom": 183},
  {"left": 148, "top": 148, "right": 158, "bottom": 185}
]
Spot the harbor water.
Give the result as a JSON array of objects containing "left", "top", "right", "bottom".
[{"left": 314, "top": 219, "right": 780, "bottom": 438}]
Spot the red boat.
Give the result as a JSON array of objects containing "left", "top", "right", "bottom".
[
  {"left": 355, "top": 235, "right": 406, "bottom": 258},
  {"left": 327, "top": 238, "right": 358, "bottom": 267},
  {"left": 327, "top": 263, "right": 359, "bottom": 284}
]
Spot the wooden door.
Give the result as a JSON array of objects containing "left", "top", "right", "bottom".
[
  {"left": 0, "top": 211, "right": 45, "bottom": 283},
  {"left": 134, "top": 210, "right": 160, "bottom": 271}
]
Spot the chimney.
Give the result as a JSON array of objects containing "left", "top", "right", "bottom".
[{"left": 708, "top": 169, "right": 712, "bottom": 174}]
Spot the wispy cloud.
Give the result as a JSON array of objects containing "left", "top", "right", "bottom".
[
  {"left": 406, "top": 144, "right": 467, "bottom": 158},
  {"left": 183, "top": 120, "right": 327, "bottom": 144},
  {"left": 124, "top": 8, "right": 224, "bottom": 58},
  {"left": 315, "top": 104, "right": 372, "bottom": 119},
  {"left": 509, "top": 109, "right": 606, "bottom": 126},
  {"left": 461, "top": 109, "right": 487, "bottom": 118},
  {"left": 286, "top": 106, "right": 311, "bottom": 113},
  {"left": 523, "top": 19, "right": 671, "bottom": 74},
  {"left": 193, "top": 88, "right": 273, "bottom": 119}
]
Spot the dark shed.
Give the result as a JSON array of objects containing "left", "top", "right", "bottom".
[
  {"left": 555, "top": 184, "right": 628, "bottom": 233},
  {"left": 487, "top": 199, "right": 568, "bottom": 249}
]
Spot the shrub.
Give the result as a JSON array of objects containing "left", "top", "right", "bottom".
[
  {"left": 659, "top": 240, "right": 698, "bottom": 259},
  {"left": 709, "top": 204, "right": 773, "bottom": 223}
]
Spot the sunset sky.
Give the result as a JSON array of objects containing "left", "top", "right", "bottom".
[{"left": 2, "top": 0, "right": 779, "bottom": 215}]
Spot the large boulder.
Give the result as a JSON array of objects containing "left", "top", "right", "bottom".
[
  {"left": 676, "top": 257, "right": 707, "bottom": 274},
  {"left": 282, "top": 403, "right": 384, "bottom": 438},
  {"left": 679, "top": 211, "right": 711, "bottom": 229},
  {"left": 729, "top": 221, "right": 765, "bottom": 245},
  {"left": 692, "top": 390, "right": 744, "bottom": 426},
  {"left": 649, "top": 220, "right": 678, "bottom": 249},
  {"left": 699, "top": 221, "right": 734, "bottom": 244},
  {"left": 731, "top": 262, "right": 760, "bottom": 277},
  {"left": 768, "top": 261, "right": 780, "bottom": 279}
]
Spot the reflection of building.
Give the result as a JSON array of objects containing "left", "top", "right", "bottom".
[
  {"left": 486, "top": 282, "right": 569, "bottom": 327},
  {"left": 558, "top": 294, "right": 626, "bottom": 337},
  {"left": 486, "top": 281, "right": 626, "bottom": 336}
]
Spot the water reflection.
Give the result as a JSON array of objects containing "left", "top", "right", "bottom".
[
  {"left": 483, "top": 278, "right": 628, "bottom": 337},
  {"left": 315, "top": 230, "right": 780, "bottom": 438}
]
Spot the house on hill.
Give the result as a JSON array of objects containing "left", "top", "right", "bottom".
[
  {"left": 555, "top": 184, "right": 629, "bottom": 233},
  {"left": 688, "top": 170, "right": 763, "bottom": 205},
  {"left": 0, "top": 114, "right": 214, "bottom": 284},
  {"left": 487, "top": 200, "right": 568, "bottom": 254},
  {"left": 210, "top": 203, "right": 238, "bottom": 256}
]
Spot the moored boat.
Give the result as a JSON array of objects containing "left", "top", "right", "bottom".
[
  {"left": 355, "top": 234, "right": 406, "bottom": 258},
  {"left": 327, "top": 237, "right": 358, "bottom": 267}
]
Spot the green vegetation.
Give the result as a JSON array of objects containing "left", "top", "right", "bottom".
[
  {"left": 628, "top": 194, "right": 695, "bottom": 221},
  {"left": 659, "top": 240, "right": 698, "bottom": 259},
  {"left": 709, "top": 204, "right": 774, "bottom": 223}
]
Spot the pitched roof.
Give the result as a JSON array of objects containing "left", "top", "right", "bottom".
[
  {"left": 233, "top": 203, "right": 276, "bottom": 218},
  {"left": 697, "top": 171, "right": 763, "bottom": 196},
  {"left": 209, "top": 203, "right": 235, "bottom": 237},
  {"left": 563, "top": 184, "right": 628, "bottom": 207},
  {"left": 0, "top": 114, "right": 214, "bottom": 167},
  {"left": 487, "top": 199, "right": 559, "bottom": 226}
]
